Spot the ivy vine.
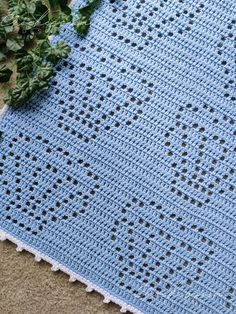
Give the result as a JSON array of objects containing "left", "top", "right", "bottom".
[{"left": 0, "top": 0, "right": 100, "bottom": 107}]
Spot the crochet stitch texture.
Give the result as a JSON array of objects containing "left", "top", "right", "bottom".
[{"left": 0, "top": 0, "right": 236, "bottom": 313}]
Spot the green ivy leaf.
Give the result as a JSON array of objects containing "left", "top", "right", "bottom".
[
  {"left": 0, "top": 52, "right": 6, "bottom": 62},
  {"left": 6, "top": 35, "right": 24, "bottom": 52},
  {"left": 5, "top": 85, "right": 27, "bottom": 107},
  {"left": 0, "top": 64, "right": 13, "bottom": 83},
  {"left": 19, "top": 18, "right": 36, "bottom": 31},
  {"left": 54, "top": 41, "right": 71, "bottom": 58},
  {"left": 28, "top": 2, "right": 37, "bottom": 14},
  {"left": 44, "top": 41, "right": 70, "bottom": 64},
  {"left": 75, "top": 0, "right": 101, "bottom": 36},
  {"left": 48, "top": 0, "right": 71, "bottom": 16},
  {"left": 74, "top": 15, "right": 90, "bottom": 36},
  {"left": 16, "top": 50, "right": 34, "bottom": 73},
  {"left": 46, "top": 11, "right": 72, "bottom": 35},
  {"left": 8, "top": 2, "right": 26, "bottom": 16},
  {"left": 47, "top": 0, "right": 72, "bottom": 35},
  {"left": 79, "top": 4, "right": 94, "bottom": 16},
  {"left": 37, "top": 65, "right": 54, "bottom": 84},
  {"left": 1, "top": 15, "right": 14, "bottom": 33}
]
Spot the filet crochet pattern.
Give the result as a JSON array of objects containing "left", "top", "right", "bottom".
[{"left": 0, "top": 0, "right": 236, "bottom": 313}]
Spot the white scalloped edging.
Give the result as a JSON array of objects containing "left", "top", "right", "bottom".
[{"left": 0, "top": 229, "right": 142, "bottom": 314}]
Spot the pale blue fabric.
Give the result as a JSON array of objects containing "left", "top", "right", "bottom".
[{"left": 0, "top": 1, "right": 236, "bottom": 313}]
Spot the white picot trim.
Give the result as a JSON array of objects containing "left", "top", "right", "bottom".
[
  {"left": 35, "top": 255, "right": 42, "bottom": 262},
  {"left": 51, "top": 265, "right": 59, "bottom": 272},
  {"left": 0, "top": 229, "right": 143, "bottom": 314}
]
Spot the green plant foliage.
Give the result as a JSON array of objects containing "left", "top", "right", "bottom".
[
  {"left": 5, "top": 38, "right": 71, "bottom": 107},
  {"left": 0, "top": 0, "right": 101, "bottom": 107},
  {"left": 6, "top": 36, "right": 25, "bottom": 52},
  {"left": 75, "top": 0, "right": 101, "bottom": 36},
  {"left": 46, "top": 0, "right": 72, "bottom": 35},
  {"left": 0, "top": 64, "right": 13, "bottom": 82}
]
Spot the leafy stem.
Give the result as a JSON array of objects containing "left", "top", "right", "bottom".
[
  {"left": 74, "top": 0, "right": 101, "bottom": 36},
  {"left": 0, "top": 0, "right": 101, "bottom": 107}
]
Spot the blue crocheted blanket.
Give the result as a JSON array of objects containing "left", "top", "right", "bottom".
[{"left": 0, "top": 1, "right": 236, "bottom": 313}]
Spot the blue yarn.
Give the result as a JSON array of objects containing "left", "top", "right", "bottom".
[{"left": 0, "top": 0, "right": 236, "bottom": 313}]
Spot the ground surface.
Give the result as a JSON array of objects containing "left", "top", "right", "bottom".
[{"left": 0, "top": 240, "right": 121, "bottom": 314}]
